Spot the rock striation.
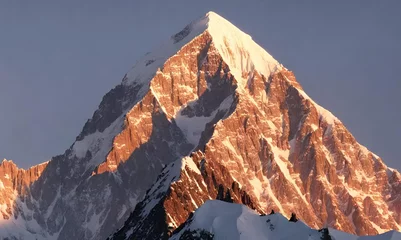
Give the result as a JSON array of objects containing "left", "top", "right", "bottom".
[{"left": 0, "top": 11, "right": 400, "bottom": 240}]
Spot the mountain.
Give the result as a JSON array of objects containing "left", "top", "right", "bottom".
[
  {"left": 169, "top": 200, "right": 401, "bottom": 240},
  {"left": 0, "top": 11, "right": 400, "bottom": 240}
]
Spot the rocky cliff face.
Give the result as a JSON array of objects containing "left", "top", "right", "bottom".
[
  {"left": 0, "top": 159, "right": 48, "bottom": 221},
  {"left": 0, "top": 11, "right": 400, "bottom": 240},
  {"left": 108, "top": 12, "right": 401, "bottom": 239}
]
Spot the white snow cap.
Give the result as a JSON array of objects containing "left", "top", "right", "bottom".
[
  {"left": 124, "top": 11, "right": 280, "bottom": 88},
  {"left": 202, "top": 11, "right": 280, "bottom": 81},
  {"left": 182, "top": 11, "right": 281, "bottom": 88}
]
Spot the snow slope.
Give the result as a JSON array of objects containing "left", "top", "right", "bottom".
[
  {"left": 170, "top": 200, "right": 401, "bottom": 240},
  {"left": 122, "top": 11, "right": 280, "bottom": 89}
]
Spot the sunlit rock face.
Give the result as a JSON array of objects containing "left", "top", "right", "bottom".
[
  {"left": 1, "top": 11, "right": 400, "bottom": 240},
  {"left": 0, "top": 159, "right": 48, "bottom": 220},
  {"left": 108, "top": 12, "right": 401, "bottom": 240}
]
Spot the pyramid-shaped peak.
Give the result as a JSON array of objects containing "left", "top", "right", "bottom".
[
  {"left": 173, "top": 11, "right": 281, "bottom": 88},
  {"left": 191, "top": 11, "right": 254, "bottom": 41},
  {"left": 204, "top": 11, "right": 239, "bottom": 28},
  {"left": 195, "top": 11, "right": 245, "bottom": 30},
  {"left": 205, "top": 11, "right": 221, "bottom": 18},
  {"left": 124, "top": 11, "right": 280, "bottom": 87}
]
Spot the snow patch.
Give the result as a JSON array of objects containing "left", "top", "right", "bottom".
[
  {"left": 182, "top": 157, "right": 201, "bottom": 175},
  {"left": 175, "top": 114, "right": 216, "bottom": 145},
  {"left": 175, "top": 95, "right": 234, "bottom": 146},
  {"left": 71, "top": 114, "right": 124, "bottom": 168},
  {"left": 311, "top": 123, "right": 318, "bottom": 132},
  {"left": 0, "top": 191, "right": 55, "bottom": 240}
]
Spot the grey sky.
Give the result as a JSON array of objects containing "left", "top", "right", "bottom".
[{"left": 0, "top": 1, "right": 400, "bottom": 170}]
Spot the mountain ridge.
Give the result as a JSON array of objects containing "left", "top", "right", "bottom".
[{"left": 0, "top": 11, "right": 400, "bottom": 240}]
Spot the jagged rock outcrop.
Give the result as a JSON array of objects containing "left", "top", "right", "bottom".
[
  {"left": 0, "top": 11, "right": 400, "bottom": 240},
  {"left": 108, "top": 12, "right": 401, "bottom": 239},
  {"left": 0, "top": 159, "right": 48, "bottom": 221}
]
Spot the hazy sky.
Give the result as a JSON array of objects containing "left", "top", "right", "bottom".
[{"left": 0, "top": 1, "right": 400, "bottom": 170}]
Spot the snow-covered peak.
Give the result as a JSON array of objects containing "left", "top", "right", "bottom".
[
  {"left": 123, "top": 11, "right": 280, "bottom": 89},
  {"left": 203, "top": 11, "right": 281, "bottom": 88}
]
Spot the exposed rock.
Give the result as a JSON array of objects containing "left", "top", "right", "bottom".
[
  {"left": 108, "top": 12, "right": 401, "bottom": 239},
  {"left": 1, "top": 11, "right": 400, "bottom": 240}
]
